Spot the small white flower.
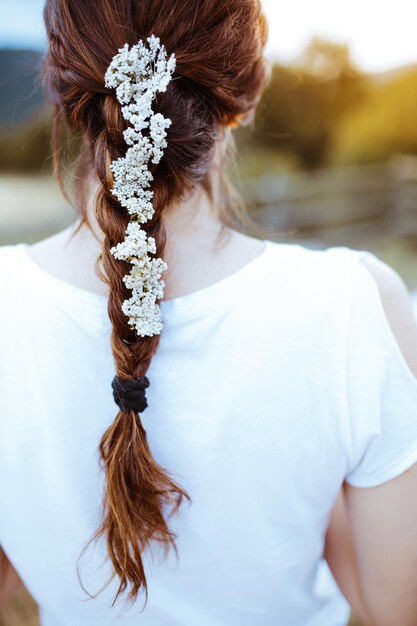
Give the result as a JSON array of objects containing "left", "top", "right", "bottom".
[{"left": 105, "top": 35, "right": 176, "bottom": 337}]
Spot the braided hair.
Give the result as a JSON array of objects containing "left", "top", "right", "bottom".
[{"left": 42, "top": 0, "right": 270, "bottom": 608}]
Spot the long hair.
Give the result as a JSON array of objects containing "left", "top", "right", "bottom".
[{"left": 41, "top": 0, "right": 271, "bottom": 608}]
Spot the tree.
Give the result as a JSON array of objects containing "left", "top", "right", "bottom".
[{"left": 251, "top": 38, "right": 368, "bottom": 169}]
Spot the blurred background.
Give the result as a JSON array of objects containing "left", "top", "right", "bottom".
[{"left": 1, "top": 0, "right": 417, "bottom": 624}]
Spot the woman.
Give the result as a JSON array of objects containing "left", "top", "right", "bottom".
[{"left": 1, "top": 1, "right": 417, "bottom": 625}]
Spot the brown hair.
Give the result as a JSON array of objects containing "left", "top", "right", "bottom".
[{"left": 42, "top": 0, "right": 270, "bottom": 608}]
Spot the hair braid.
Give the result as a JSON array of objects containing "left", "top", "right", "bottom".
[
  {"left": 75, "top": 99, "right": 190, "bottom": 606},
  {"left": 42, "top": 0, "right": 271, "bottom": 610}
]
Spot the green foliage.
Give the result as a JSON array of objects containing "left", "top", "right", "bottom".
[
  {"left": 2, "top": 40, "right": 417, "bottom": 175},
  {"left": 0, "top": 107, "right": 53, "bottom": 173},
  {"left": 332, "top": 67, "right": 417, "bottom": 164},
  {"left": 0, "top": 104, "right": 82, "bottom": 174},
  {"left": 250, "top": 38, "right": 368, "bottom": 169}
]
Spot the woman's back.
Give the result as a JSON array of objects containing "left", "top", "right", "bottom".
[
  {"left": 2, "top": 1, "right": 417, "bottom": 622},
  {"left": 1, "top": 238, "right": 417, "bottom": 625}
]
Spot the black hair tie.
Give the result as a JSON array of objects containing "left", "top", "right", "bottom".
[{"left": 111, "top": 375, "right": 150, "bottom": 413}]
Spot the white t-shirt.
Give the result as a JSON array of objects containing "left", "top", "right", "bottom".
[{"left": 1, "top": 239, "right": 417, "bottom": 626}]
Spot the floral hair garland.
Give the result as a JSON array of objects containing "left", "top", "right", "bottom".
[{"left": 104, "top": 35, "right": 176, "bottom": 337}]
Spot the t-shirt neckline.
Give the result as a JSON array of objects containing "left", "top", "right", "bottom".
[{"left": 17, "top": 239, "right": 273, "bottom": 323}]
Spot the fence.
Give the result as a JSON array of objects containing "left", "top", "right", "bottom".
[
  {"left": 2, "top": 155, "right": 417, "bottom": 272},
  {"left": 239, "top": 155, "right": 417, "bottom": 248}
]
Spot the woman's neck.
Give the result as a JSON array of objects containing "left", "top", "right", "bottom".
[
  {"left": 26, "top": 175, "right": 264, "bottom": 301},
  {"left": 80, "top": 176, "right": 235, "bottom": 299}
]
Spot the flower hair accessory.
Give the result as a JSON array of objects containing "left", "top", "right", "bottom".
[{"left": 104, "top": 35, "right": 176, "bottom": 337}]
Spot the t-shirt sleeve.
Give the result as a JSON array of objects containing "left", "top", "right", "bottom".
[{"left": 344, "top": 250, "right": 417, "bottom": 488}]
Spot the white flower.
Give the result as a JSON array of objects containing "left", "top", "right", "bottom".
[{"left": 105, "top": 35, "right": 175, "bottom": 337}]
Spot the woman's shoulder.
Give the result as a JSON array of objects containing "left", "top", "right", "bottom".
[
  {"left": 243, "top": 240, "right": 374, "bottom": 360},
  {"left": 0, "top": 243, "right": 32, "bottom": 349},
  {"left": 261, "top": 240, "right": 416, "bottom": 358},
  {"left": 0, "top": 242, "right": 26, "bottom": 285},
  {"left": 264, "top": 238, "right": 370, "bottom": 269},
  {"left": 0, "top": 241, "right": 24, "bottom": 257},
  {"left": 263, "top": 239, "right": 372, "bottom": 306},
  {"left": 0, "top": 241, "right": 39, "bottom": 294}
]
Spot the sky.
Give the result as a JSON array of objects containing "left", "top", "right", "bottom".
[{"left": 0, "top": 0, "right": 416, "bottom": 73}]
